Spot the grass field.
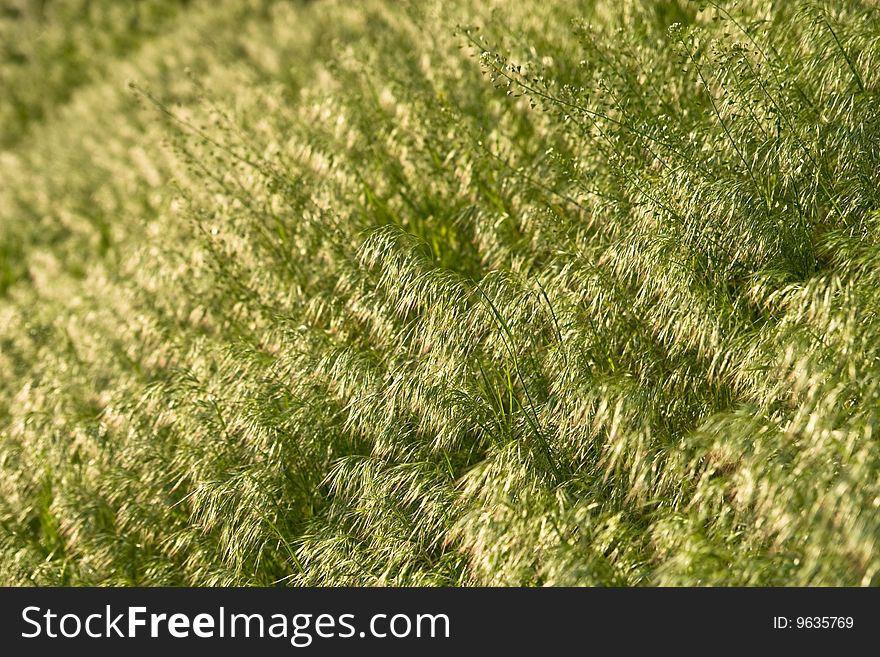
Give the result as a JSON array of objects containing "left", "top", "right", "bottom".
[{"left": 2, "top": 0, "right": 879, "bottom": 586}]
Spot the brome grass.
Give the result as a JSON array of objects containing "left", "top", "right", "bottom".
[{"left": 1, "top": 0, "right": 879, "bottom": 586}]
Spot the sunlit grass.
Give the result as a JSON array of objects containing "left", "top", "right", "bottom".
[{"left": 1, "top": 0, "right": 879, "bottom": 586}]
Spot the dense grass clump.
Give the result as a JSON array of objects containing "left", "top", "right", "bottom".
[{"left": 2, "top": 0, "right": 880, "bottom": 585}]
